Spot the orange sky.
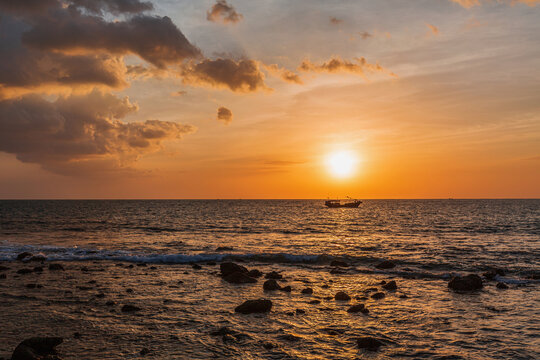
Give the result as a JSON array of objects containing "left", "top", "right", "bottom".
[{"left": 0, "top": 0, "right": 539, "bottom": 198}]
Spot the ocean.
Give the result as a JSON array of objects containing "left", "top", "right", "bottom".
[{"left": 0, "top": 200, "right": 539, "bottom": 359}]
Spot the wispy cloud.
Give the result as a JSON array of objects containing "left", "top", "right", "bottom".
[{"left": 207, "top": 0, "right": 243, "bottom": 24}]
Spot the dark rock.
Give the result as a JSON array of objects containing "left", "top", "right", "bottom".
[
  {"left": 206, "top": 261, "right": 217, "bottom": 266},
  {"left": 371, "top": 292, "right": 386, "bottom": 300},
  {"left": 126, "top": 264, "right": 134, "bottom": 269},
  {"left": 105, "top": 301, "right": 116, "bottom": 306},
  {"left": 16, "top": 252, "right": 33, "bottom": 261},
  {"left": 28, "top": 254, "right": 47, "bottom": 262},
  {"left": 88, "top": 280, "right": 97, "bottom": 284},
  {"left": 365, "top": 287, "right": 378, "bottom": 292},
  {"left": 77, "top": 286, "right": 92, "bottom": 291},
  {"left": 448, "top": 274, "right": 483, "bottom": 291},
  {"left": 357, "top": 336, "right": 383, "bottom": 351},
  {"left": 262, "top": 342, "right": 275, "bottom": 350},
  {"left": 301, "top": 287, "right": 313, "bottom": 294},
  {"left": 73, "top": 332, "right": 81, "bottom": 339},
  {"left": 126, "top": 288, "right": 134, "bottom": 293},
  {"left": 379, "top": 280, "right": 386, "bottom": 285},
  {"left": 324, "top": 296, "right": 334, "bottom": 300},
  {"left": 382, "top": 280, "right": 397, "bottom": 291},
  {"left": 347, "top": 304, "right": 365, "bottom": 313},
  {"left": 361, "top": 308, "right": 370, "bottom": 314},
  {"left": 224, "top": 271, "right": 257, "bottom": 284},
  {"left": 247, "top": 269, "right": 263, "bottom": 278},
  {"left": 0, "top": 274, "right": 6, "bottom": 279},
  {"left": 140, "top": 348, "right": 150, "bottom": 356},
  {"left": 496, "top": 282, "right": 508, "bottom": 289},
  {"left": 483, "top": 269, "right": 505, "bottom": 281},
  {"left": 150, "top": 266, "right": 157, "bottom": 270},
  {"left": 220, "top": 262, "right": 248, "bottom": 277},
  {"left": 81, "top": 266, "right": 89, "bottom": 271},
  {"left": 96, "top": 293, "right": 105, "bottom": 298},
  {"left": 321, "top": 284, "right": 329, "bottom": 289},
  {"left": 309, "top": 299, "right": 321, "bottom": 305},
  {"left": 191, "top": 264, "right": 202, "bottom": 270},
  {"left": 296, "top": 309, "right": 306, "bottom": 314},
  {"left": 330, "top": 260, "right": 349, "bottom": 267},
  {"left": 330, "top": 268, "right": 345, "bottom": 274},
  {"left": 0, "top": 265, "right": 10, "bottom": 271},
  {"left": 48, "top": 264, "right": 64, "bottom": 271},
  {"left": 235, "top": 299, "right": 272, "bottom": 314},
  {"left": 11, "top": 337, "right": 63, "bottom": 360},
  {"left": 375, "top": 260, "right": 396, "bottom": 269},
  {"left": 263, "top": 279, "right": 281, "bottom": 291},
  {"left": 280, "top": 285, "right": 292, "bottom": 292},
  {"left": 26, "top": 283, "right": 38, "bottom": 289},
  {"left": 121, "top": 304, "right": 141, "bottom": 312},
  {"left": 335, "top": 291, "right": 351, "bottom": 301},
  {"left": 17, "top": 268, "right": 33, "bottom": 275},
  {"left": 136, "top": 263, "right": 147, "bottom": 267},
  {"left": 33, "top": 267, "right": 43, "bottom": 273},
  {"left": 399, "top": 294, "right": 408, "bottom": 298},
  {"left": 215, "top": 246, "right": 234, "bottom": 251},
  {"left": 355, "top": 296, "right": 368, "bottom": 301},
  {"left": 265, "top": 271, "right": 283, "bottom": 280}
]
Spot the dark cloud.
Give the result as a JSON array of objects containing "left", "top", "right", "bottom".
[
  {"left": 181, "top": 58, "right": 268, "bottom": 92},
  {"left": 299, "top": 57, "right": 397, "bottom": 78},
  {"left": 207, "top": 0, "right": 243, "bottom": 24},
  {"left": 217, "top": 106, "right": 233, "bottom": 125},
  {"left": 0, "top": 91, "right": 195, "bottom": 174},
  {"left": 69, "top": 0, "right": 153, "bottom": 15},
  {"left": 0, "top": 0, "right": 58, "bottom": 15},
  {"left": 22, "top": 11, "right": 201, "bottom": 68}
]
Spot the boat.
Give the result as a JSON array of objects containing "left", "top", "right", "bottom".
[{"left": 324, "top": 198, "right": 362, "bottom": 208}]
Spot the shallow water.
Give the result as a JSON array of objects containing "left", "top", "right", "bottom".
[{"left": 0, "top": 200, "right": 539, "bottom": 359}]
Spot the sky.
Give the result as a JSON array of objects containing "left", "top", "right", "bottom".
[{"left": 0, "top": 0, "right": 539, "bottom": 199}]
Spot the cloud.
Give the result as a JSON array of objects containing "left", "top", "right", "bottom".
[
  {"left": 329, "top": 17, "right": 343, "bottom": 25},
  {"left": 181, "top": 58, "right": 268, "bottom": 92},
  {"left": 0, "top": 91, "right": 195, "bottom": 175},
  {"left": 359, "top": 31, "right": 373, "bottom": 39},
  {"left": 299, "top": 57, "right": 397, "bottom": 78},
  {"left": 69, "top": 0, "right": 153, "bottom": 15},
  {"left": 263, "top": 64, "right": 303, "bottom": 84},
  {"left": 207, "top": 0, "right": 243, "bottom": 24},
  {"left": 450, "top": 0, "right": 540, "bottom": 7},
  {"left": 217, "top": 106, "right": 233, "bottom": 125},
  {"left": 426, "top": 24, "right": 440, "bottom": 36},
  {"left": 21, "top": 10, "right": 201, "bottom": 68}
]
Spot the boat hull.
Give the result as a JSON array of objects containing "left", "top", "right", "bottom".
[{"left": 325, "top": 201, "right": 362, "bottom": 208}]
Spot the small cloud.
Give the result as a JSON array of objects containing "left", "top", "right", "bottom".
[
  {"left": 299, "top": 56, "right": 397, "bottom": 78},
  {"left": 171, "top": 90, "right": 187, "bottom": 97},
  {"left": 263, "top": 64, "right": 303, "bottom": 84},
  {"left": 359, "top": 31, "right": 373, "bottom": 39},
  {"left": 207, "top": 0, "right": 243, "bottom": 24},
  {"left": 329, "top": 16, "right": 343, "bottom": 25},
  {"left": 426, "top": 23, "right": 440, "bottom": 36},
  {"left": 217, "top": 106, "right": 233, "bottom": 125}
]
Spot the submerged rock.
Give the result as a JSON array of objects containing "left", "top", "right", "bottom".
[
  {"left": 265, "top": 271, "right": 283, "bottom": 280},
  {"left": 382, "top": 280, "right": 397, "bottom": 291},
  {"left": 28, "top": 254, "right": 47, "bottom": 262},
  {"left": 334, "top": 291, "right": 351, "bottom": 301},
  {"left": 191, "top": 264, "right": 202, "bottom": 270},
  {"left": 448, "top": 274, "right": 483, "bottom": 291},
  {"left": 309, "top": 299, "right": 321, "bottom": 305},
  {"left": 215, "top": 246, "right": 234, "bottom": 252},
  {"left": 121, "top": 304, "right": 141, "bottom": 312},
  {"left": 301, "top": 287, "right": 313, "bottom": 295},
  {"left": 224, "top": 272, "right": 257, "bottom": 284},
  {"left": 357, "top": 336, "right": 383, "bottom": 351},
  {"left": 220, "top": 262, "right": 248, "bottom": 277},
  {"left": 375, "top": 260, "right": 396, "bottom": 269},
  {"left": 280, "top": 285, "right": 292, "bottom": 292},
  {"left": 330, "top": 260, "right": 349, "bottom": 267},
  {"left": 371, "top": 292, "right": 386, "bottom": 300},
  {"left": 140, "top": 348, "right": 150, "bottom": 356},
  {"left": 263, "top": 279, "right": 281, "bottom": 291},
  {"left": 247, "top": 269, "right": 263, "bottom": 278},
  {"left": 483, "top": 269, "right": 505, "bottom": 281},
  {"left": 11, "top": 337, "right": 63, "bottom": 360},
  {"left": 496, "top": 282, "right": 509, "bottom": 289},
  {"left": 16, "top": 252, "right": 33, "bottom": 261},
  {"left": 49, "top": 264, "right": 64, "bottom": 271},
  {"left": 235, "top": 299, "right": 272, "bottom": 314},
  {"left": 347, "top": 304, "right": 365, "bottom": 313}
]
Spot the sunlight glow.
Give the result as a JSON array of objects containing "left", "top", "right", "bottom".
[{"left": 326, "top": 150, "right": 357, "bottom": 178}]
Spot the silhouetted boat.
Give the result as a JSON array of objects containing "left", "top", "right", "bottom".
[{"left": 324, "top": 199, "right": 362, "bottom": 208}]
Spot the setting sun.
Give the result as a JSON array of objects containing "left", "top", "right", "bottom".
[{"left": 326, "top": 150, "right": 357, "bottom": 178}]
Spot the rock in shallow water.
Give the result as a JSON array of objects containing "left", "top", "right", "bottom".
[
  {"left": 330, "top": 260, "right": 349, "bottom": 267},
  {"left": 357, "top": 336, "right": 383, "bottom": 351},
  {"left": 347, "top": 304, "right": 365, "bottom": 313},
  {"left": 448, "top": 274, "right": 483, "bottom": 291},
  {"left": 220, "top": 262, "right": 248, "bottom": 277},
  {"left": 235, "top": 299, "right": 272, "bottom": 314},
  {"left": 496, "top": 282, "right": 509, "bottom": 289},
  {"left": 371, "top": 292, "right": 386, "bottom": 300},
  {"left": 382, "top": 280, "right": 397, "bottom": 291},
  {"left": 335, "top": 291, "right": 351, "bottom": 301},
  {"left": 265, "top": 271, "right": 283, "bottom": 280},
  {"left": 48, "top": 264, "right": 64, "bottom": 271},
  {"left": 11, "top": 337, "right": 63, "bottom": 360},
  {"left": 301, "top": 287, "right": 313, "bottom": 294},
  {"left": 375, "top": 260, "right": 396, "bottom": 269},
  {"left": 121, "top": 304, "right": 141, "bottom": 312},
  {"left": 16, "top": 252, "right": 33, "bottom": 261},
  {"left": 224, "top": 271, "right": 257, "bottom": 284},
  {"left": 263, "top": 279, "right": 281, "bottom": 291}
]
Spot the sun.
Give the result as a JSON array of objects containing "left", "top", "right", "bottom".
[{"left": 326, "top": 150, "right": 357, "bottom": 178}]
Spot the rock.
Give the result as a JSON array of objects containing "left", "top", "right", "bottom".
[
  {"left": 371, "top": 292, "right": 386, "bottom": 300},
  {"left": 191, "top": 264, "right": 202, "bottom": 270},
  {"left": 0, "top": 265, "right": 10, "bottom": 271},
  {"left": 379, "top": 280, "right": 386, "bottom": 285},
  {"left": 126, "top": 288, "right": 134, "bottom": 293},
  {"left": 263, "top": 279, "right": 281, "bottom": 291},
  {"left": 357, "top": 336, "right": 383, "bottom": 351},
  {"left": 280, "top": 285, "right": 292, "bottom": 292},
  {"left": 126, "top": 264, "right": 134, "bottom": 269},
  {"left": 448, "top": 274, "right": 483, "bottom": 291},
  {"left": 296, "top": 309, "right": 306, "bottom": 314},
  {"left": 105, "top": 301, "right": 116, "bottom": 306},
  {"left": 33, "top": 267, "right": 43, "bottom": 273},
  {"left": 234, "top": 299, "right": 272, "bottom": 314},
  {"left": 365, "top": 287, "right": 377, "bottom": 292},
  {"left": 262, "top": 342, "right": 275, "bottom": 350},
  {"left": 150, "top": 266, "right": 157, "bottom": 270},
  {"left": 361, "top": 308, "right": 370, "bottom": 314},
  {"left": 136, "top": 263, "right": 147, "bottom": 267},
  {"left": 399, "top": 294, "right": 408, "bottom": 299},
  {"left": 330, "top": 268, "right": 345, "bottom": 275},
  {"left": 206, "top": 261, "right": 217, "bottom": 266},
  {"left": 334, "top": 291, "right": 351, "bottom": 301},
  {"left": 265, "top": 271, "right": 282, "bottom": 280},
  {"left": 375, "top": 260, "right": 396, "bottom": 269},
  {"left": 73, "top": 332, "right": 81, "bottom": 339},
  {"left": 48, "top": 264, "right": 64, "bottom": 271},
  {"left": 355, "top": 296, "right": 368, "bottom": 301},
  {"left": 247, "top": 269, "right": 263, "bottom": 278},
  {"left": 321, "top": 284, "right": 329, "bottom": 289},
  {"left": 496, "top": 282, "right": 508, "bottom": 289},
  {"left": 26, "top": 283, "right": 38, "bottom": 289},
  {"left": 28, "top": 254, "right": 47, "bottom": 262},
  {"left": 483, "top": 269, "right": 505, "bottom": 280},
  {"left": 77, "top": 286, "right": 92, "bottom": 291},
  {"left": 382, "top": 280, "right": 397, "bottom": 291},
  {"left": 347, "top": 304, "right": 365, "bottom": 313},
  {"left": 330, "top": 260, "right": 349, "bottom": 267},
  {"left": 224, "top": 271, "right": 257, "bottom": 284},
  {"left": 11, "top": 337, "right": 63, "bottom": 360},
  {"left": 324, "top": 296, "right": 334, "bottom": 300},
  {"left": 215, "top": 246, "right": 234, "bottom": 251},
  {"left": 96, "top": 293, "right": 105, "bottom": 298},
  {"left": 16, "top": 252, "right": 33, "bottom": 261},
  {"left": 0, "top": 274, "right": 6, "bottom": 279},
  {"left": 309, "top": 299, "right": 321, "bottom": 305},
  {"left": 140, "top": 348, "right": 150, "bottom": 355},
  {"left": 220, "top": 262, "right": 248, "bottom": 277},
  {"left": 17, "top": 268, "right": 33, "bottom": 275},
  {"left": 301, "top": 287, "right": 313, "bottom": 294},
  {"left": 121, "top": 304, "right": 141, "bottom": 312},
  {"left": 279, "top": 333, "right": 301, "bottom": 342}
]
